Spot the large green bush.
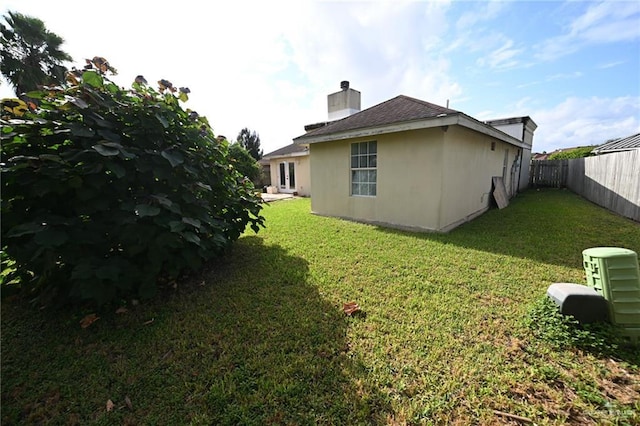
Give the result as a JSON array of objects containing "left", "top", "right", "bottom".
[
  {"left": 1, "top": 59, "right": 264, "bottom": 305},
  {"left": 548, "top": 146, "right": 596, "bottom": 160},
  {"left": 228, "top": 142, "right": 261, "bottom": 184}
]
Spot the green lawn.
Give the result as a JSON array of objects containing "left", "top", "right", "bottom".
[{"left": 2, "top": 189, "right": 639, "bottom": 425}]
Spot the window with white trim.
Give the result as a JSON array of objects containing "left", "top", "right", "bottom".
[{"left": 350, "top": 141, "right": 377, "bottom": 196}]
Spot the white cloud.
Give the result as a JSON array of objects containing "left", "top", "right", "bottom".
[
  {"left": 476, "top": 38, "right": 524, "bottom": 70},
  {"left": 597, "top": 60, "right": 626, "bottom": 69},
  {"left": 569, "top": 1, "right": 640, "bottom": 41},
  {"left": 475, "top": 95, "right": 640, "bottom": 153},
  {"left": 2, "top": 0, "right": 637, "bottom": 159},
  {"left": 530, "top": 96, "right": 640, "bottom": 152},
  {"left": 447, "top": 1, "right": 527, "bottom": 73},
  {"left": 516, "top": 71, "right": 582, "bottom": 88},
  {"left": 516, "top": 81, "right": 541, "bottom": 89},
  {"left": 1, "top": 1, "right": 462, "bottom": 152},
  {"left": 455, "top": 0, "right": 506, "bottom": 31},
  {"left": 282, "top": 2, "right": 459, "bottom": 115},
  {"left": 535, "top": 1, "right": 640, "bottom": 61},
  {"left": 547, "top": 71, "right": 583, "bottom": 81}
]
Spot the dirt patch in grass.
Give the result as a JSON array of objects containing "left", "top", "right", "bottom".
[{"left": 596, "top": 358, "right": 640, "bottom": 405}]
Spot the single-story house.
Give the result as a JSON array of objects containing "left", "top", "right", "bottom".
[
  {"left": 293, "top": 89, "right": 537, "bottom": 232},
  {"left": 261, "top": 143, "right": 311, "bottom": 196}
]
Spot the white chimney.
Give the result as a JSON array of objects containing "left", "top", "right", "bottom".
[{"left": 327, "top": 81, "right": 361, "bottom": 120}]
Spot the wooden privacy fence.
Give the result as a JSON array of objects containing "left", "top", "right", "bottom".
[
  {"left": 529, "top": 151, "right": 640, "bottom": 221},
  {"left": 529, "top": 159, "right": 568, "bottom": 188}
]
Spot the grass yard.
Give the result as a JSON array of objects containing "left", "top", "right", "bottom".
[{"left": 2, "top": 189, "right": 639, "bottom": 425}]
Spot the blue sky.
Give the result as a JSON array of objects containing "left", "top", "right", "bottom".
[{"left": 1, "top": 0, "right": 639, "bottom": 154}]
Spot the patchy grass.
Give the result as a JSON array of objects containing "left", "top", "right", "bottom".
[{"left": 2, "top": 189, "right": 639, "bottom": 425}]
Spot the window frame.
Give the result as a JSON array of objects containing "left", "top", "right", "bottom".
[{"left": 350, "top": 140, "right": 377, "bottom": 197}]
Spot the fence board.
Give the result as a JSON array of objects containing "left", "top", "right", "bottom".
[{"left": 529, "top": 160, "right": 568, "bottom": 188}]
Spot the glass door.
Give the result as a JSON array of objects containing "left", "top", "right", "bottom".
[
  {"left": 288, "top": 162, "right": 295, "bottom": 189},
  {"left": 279, "top": 162, "right": 287, "bottom": 190},
  {"left": 278, "top": 161, "right": 296, "bottom": 192}
]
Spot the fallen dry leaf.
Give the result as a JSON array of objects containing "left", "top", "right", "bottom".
[
  {"left": 80, "top": 314, "right": 100, "bottom": 328},
  {"left": 343, "top": 302, "right": 361, "bottom": 316},
  {"left": 143, "top": 318, "right": 155, "bottom": 325},
  {"left": 124, "top": 396, "right": 133, "bottom": 410},
  {"left": 106, "top": 399, "right": 114, "bottom": 412},
  {"left": 115, "top": 307, "right": 128, "bottom": 314}
]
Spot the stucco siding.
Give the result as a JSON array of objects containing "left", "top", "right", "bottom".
[
  {"left": 269, "top": 155, "right": 311, "bottom": 196},
  {"left": 519, "top": 148, "right": 532, "bottom": 191},
  {"left": 310, "top": 128, "right": 445, "bottom": 230},
  {"left": 439, "top": 126, "right": 513, "bottom": 230},
  {"left": 493, "top": 123, "right": 522, "bottom": 140},
  {"left": 295, "top": 156, "right": 311, "bottom": 196}
]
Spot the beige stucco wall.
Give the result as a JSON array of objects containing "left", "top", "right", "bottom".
[
  {"left": 310, "top": 125, "right": 522, "bottom": 232},
  {"left": 310, "top": 128, "right": 445, "bottom": 230},
  {"left": 268, "top": 155, "right": 311, "bottom": 196},
  {"left": 488, "top": 120, "right": 534, "bottom": 192},
  {"left": 439, "top": 126, "right": 520, "bottom": 231}
]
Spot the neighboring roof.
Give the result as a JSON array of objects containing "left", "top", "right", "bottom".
[
  {"left": 592, "top": 132, "right": 640, "bottom": 154},
  {"left": 532, "top": 152, "right": 551, "bottom": 161},
  {"left": 293, "top": 95, "right": 527, "bottom": 148},
  {"left": 262, "top": 143, "right": 309, "bottom": 159}
]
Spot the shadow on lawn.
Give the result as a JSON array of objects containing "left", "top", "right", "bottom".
[
  {"left": 1, "top": 236, "right": 392, "bottom": 425},
  {"left": 167, "top": 235, "right": 393, "bottom": 424},
  {"left": 375, "top": 189, "right": 640, "bottom": 269}
]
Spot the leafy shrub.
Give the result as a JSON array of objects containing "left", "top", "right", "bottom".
[
  {"left": 228, "top": 142, "right": 261, "bottom": 184},
  {"left": 526, "top": 297, "right": 636, "bottom": 360},
  {"left": 1, "top": 59, "right": 264, "bottom": 305},
  {"left": 548, "top": 146, "right": 596, "bottom": 160}
]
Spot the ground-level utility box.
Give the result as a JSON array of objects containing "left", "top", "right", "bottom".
[
  {"left": 547, "top": 283, "right": 609, "bottom": 324},
  {"left": 582, "top": 247, "right": 640, "bottom": 330}
]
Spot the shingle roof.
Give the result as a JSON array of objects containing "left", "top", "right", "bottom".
[
  {"left": 263, "top": 143, "right": 308, "bottom": 159},
  {"left": 592, "top": 132, "right": 640, "bottom": 154},
  {"left": 294, "top": 95, "right": 459, "bottom": 141}
]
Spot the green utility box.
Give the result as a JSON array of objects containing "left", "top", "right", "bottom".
[{"left": 582, "top": 247, "right": 640, "bottom": 336}]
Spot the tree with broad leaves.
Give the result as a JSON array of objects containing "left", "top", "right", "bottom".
[
  {"left": 228, "top": 142, "right": 261, "bottom": 183},
  {"left": 237, "top": 127, "right": 263, "bottom": 161},
  {"left": 0, "top": 11, "right": 72, "bottom": 96},
  {"left": 0, "top": 58, "right": 264, "bottom": 306}
]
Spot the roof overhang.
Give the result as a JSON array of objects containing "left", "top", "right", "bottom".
[
  {"left": 294, "top": 113, "right": 528, "bottom": 149},
  {"left": 486, "top": 116, "right": 538, "bottom": 131},
  {"left": 592, "top": 147, "right": 640, "bottom": 155},
  {"left": 262, "top": 150, "right": 309, "bottom": 161}
]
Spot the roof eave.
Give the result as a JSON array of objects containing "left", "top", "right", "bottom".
[
  {"left": 295, "top": 114, "right": 527, "bottom": 148},
  {"left": 593, "top": 147, "right": 640, "bottom": 155},
  {"left": 262, "top": 151, "right": 309, "bottom": 160},
  {"left": 294, "top": 115, "right": 460, "bottom": 144},
  {"left": 457, "top": 115, "right": 528, "bottom": 148}
]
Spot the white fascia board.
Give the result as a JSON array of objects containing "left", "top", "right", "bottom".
[
  {"left": 525, "top": 118, "right": 538, "bottom": 132},
  {"left": 297, "top": 114, "right": 527, "bottom": 149},
  {"left": 263, "top": 151, "right": 309, "bottom": 161}
]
